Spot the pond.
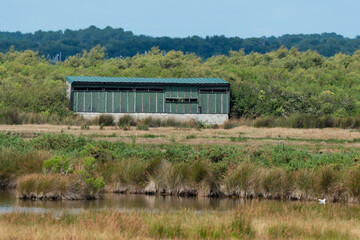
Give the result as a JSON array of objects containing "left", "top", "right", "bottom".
[
  {"left": 0, "top": 191, "right": 250, "bottom": 213},
  {"left": 0, "top": 190, "right": 357, "bottom": 214}
]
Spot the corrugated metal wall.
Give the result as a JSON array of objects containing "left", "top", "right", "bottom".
[{"left": 71, "top": 85, "right": 229, "bottom": 114}]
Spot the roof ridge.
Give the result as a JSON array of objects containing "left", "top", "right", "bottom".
[{"left": 65, "top": 76, "right": 229, "bottom": 85}]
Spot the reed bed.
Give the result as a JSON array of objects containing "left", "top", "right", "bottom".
[
  {"left": 1, "top": 132, "right": 360, "bottom": 202},
  {"left": 16, "top": 174, "right": 91, "bottom": 200},
  {"left": 0, "top": 201, "right": 359, "bottom": 239}
]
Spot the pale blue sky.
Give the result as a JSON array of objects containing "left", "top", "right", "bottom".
[{"left": 1, "top": 0, "right": 358, "bottom": 38}]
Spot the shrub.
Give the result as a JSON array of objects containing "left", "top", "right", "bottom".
[
  {"left": 0, "top": 108, "right": 22, "bottom": 125},
  {"left": 78, "top": 157, "right": 105, "bottom": 196},
  {"left": 115, "top": 158, "right": 161, "bottom": 187},
  {"left": 223, "top": 120, "right": 238, "bottom": 129},
  {"left": 254, "top": 116, "right": 276, "bottom": 128},
  {"left": 98, "top": 114, "right": 114, "bottom": 126},
  {"left": 346, "top": 166, "right": 360, "bottom": 197},
  {"left": 136, "top": 123, "right": 149, "bottom": 130},
  {"left": 80, "top": 124, "right": 90, "bottom": 130},
  {"left": 42, "top": 156, "right": 73, "bottom": 174},
  {"left": 231, "top": 215, "right": 255, "bottom": 238},
  {"left": 261, "top": 168, "right": 286, "bottom": 197},
  {"left": 186, "top": 134, "right": 197, "bottom": 140},
  {"left": 118, "top": 115, "right": 135, "bottom": 128},
  {"left": 312, "top": 166, "right": 340, "bottom": 195},
  {"left": 17, "top": 174, "right": 86, "bottom": 199},
  {"left": 224, "top": 162, "right": 257, "bottom": 195}
]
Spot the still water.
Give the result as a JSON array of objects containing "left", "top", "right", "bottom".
[
  {"left": 0, "top": 191, "right": 249, "bottom": 213},
  {"left": 1, "top": 191, "right": 355, "bottom": 214}
]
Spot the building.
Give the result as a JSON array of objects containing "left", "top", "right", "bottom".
[{"left": 65, "top": 76, "right": 230, "bottom": 124}]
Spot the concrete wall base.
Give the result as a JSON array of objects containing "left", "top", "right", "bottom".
[{"left": 77, "top": 112, "right": 228, "bottom": 125}]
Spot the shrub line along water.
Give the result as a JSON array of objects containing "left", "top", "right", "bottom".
[{"left": 1, "top": 132, "right": 360, "bottom": 202}]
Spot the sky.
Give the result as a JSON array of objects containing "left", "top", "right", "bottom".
[{"left": 0, "top": 0, "right": 359, "bottom": 38}]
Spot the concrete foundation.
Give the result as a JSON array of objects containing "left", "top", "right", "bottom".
[{"left": 78, "top": 112, "right": 228, "bottom": 125}]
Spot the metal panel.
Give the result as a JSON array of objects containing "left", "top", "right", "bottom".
[
  {"left": 99, "top": 92, "right": 105, "bottom": 113},
  {"left": 150, "top": 92, "right": 157, "bottom": 113},
  {"left": 208, "top": 93, "right": 215, "bottom": 114},
  {"left": 157, "top": 92, "right": 164, "bottom": 113},
  {"left": 85, "top": 92, "right": 91, "bottom": 112},
  {"left": 165, "top": 103, "right": 171, "bottom": 113},
  {"left": 165, "top": 86, "right": 172, "bottom": 97},
  {"left": 178, "top": 86, "right": 185, "bottom": 98},
  {"left": 191, "top": 103, "right": 197, "bottom": 113},
  {"left": 128, "top": 91, "right": 135, "bottom": 113},
  {"left": 175, "top": 86, "right": 179, "bottom": 98},
  {"left": 215, "top": 93, "right": 221, "bottom": 114},
  {"left": 177, "top": 103, "right": 184, "bottom": 114},
  {"left": 114, "top": 92, "right": 120, "bottom": 113},
  {"left": 136, "top": 92, "right": 143, "bottom": 113},
  {"left": 199, "top": 93, "right": 208, "bottom": 114},
  {"left": 72, "top": 92, "right": 78, "bottom": 112},
  {"left": 77, "top": 91, "right": 84, "bottom": 112},
  {"left": 184, "top": 86, "right": 191, "bottom": 98},
  {"left": 66, "top": 76, "right": 229, "bottom": 85},
  {"left": 106, "top": 92, "right": 113, "bottom": 113},
  {"left": 120, "top": 92, "right": 128, "bottom": 113},
  {"left": 143, "top": 92, "right": 149, "bottom": 113},
  {"left": 223, "top": 93, "right": 228, "bottom": 114},
  {"left": 191, "top": 87, "right": 198, "bottom": 98},
  {"left": 91, "top": 92, "right": 99, "bottom": 112},
  {"left": 184, "top": 103, "right": 191, "bottom": 114}
]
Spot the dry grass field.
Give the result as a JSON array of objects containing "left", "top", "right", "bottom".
[
  {"left": 1, "top": 124, "right": 360, "bottom": 150},
  {"left": 0, "top": 201, "right": 359, "bottom": 239}
]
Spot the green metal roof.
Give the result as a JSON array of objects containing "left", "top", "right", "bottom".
[{"left": 66, "top": 76, "right": 229, "bottom": 85}]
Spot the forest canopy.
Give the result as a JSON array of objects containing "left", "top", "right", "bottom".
[
  {"left": 1, "top": 45, "right": 360, "bottom": 123},
  {"left": 1, "top": 26, "right": 360, "bottom": 60}
]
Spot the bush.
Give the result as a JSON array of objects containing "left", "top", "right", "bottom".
[
  {"left": 17, "top": 174, "right": 87, "bottom": 199},
  {"left": 346, "top": 166, "right": 360, "bottom": 197},
  {"left": 223, "top": 120, "right": 238, "bottom": 129},
  {"left": 254, "top": 116, "right": 276, "bottom": 128},
  {"left": 78, "top": 157, "right": 105, "bottom": 195},
  {"left": 98, "top": 114, "right": 114, "bottom": 126},
  {"left": 118, "top": 115, "right": 136, "bottom": 128},
  {"left": 0, "top": 108, "right": 22, "bottom": 125},
  {"left": 186, "top": 134, "right": 197, "bottom": 140},
  {"left": 136, "top": 123, "right": 149, "bottom": 130},
  {"left": 224, "top": 162, "right": 257, "bottom": 195},
  {"left": 42, "top": 156, "right": 73, "bottom": 174},
  {"left": 312, "top": 166, "right": 340, "bottom": 195}
]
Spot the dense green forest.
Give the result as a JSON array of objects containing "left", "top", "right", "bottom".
[
  {"left": 1, "top": 45, "right": 360, "bottom": 125},
  {"left": 1, "top": 26, "right": 360, "bottom": 60}
]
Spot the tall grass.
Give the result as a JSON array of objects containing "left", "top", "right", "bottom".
[
  {"left": 0, "top": 109, "right": 85, "bottom": 125},
  {"left": 0, "top": 149, "right": 50, "bottom": 187},
  {"left": 254, "top": 113, "right": 360, "bottom": 129},
  {"left": 1, "top": 133, "right": 360, "bottom": 201},
  {"left": 16, "top": 174, "right": 97, "bottom": 200},
  {"left": 98, "top": 114, "right": 114, "bottom": 126},
  {"left": 1, "top": 201, "right": 359, "bottom": 239}
]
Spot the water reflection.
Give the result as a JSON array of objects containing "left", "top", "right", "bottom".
[
  {"left": 0, "top": 191, "right": 247, "bottom": 213},
  {"left": 1, "top": 190, "right": 354, "bottom": 214}
]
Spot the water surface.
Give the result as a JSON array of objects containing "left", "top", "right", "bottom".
[
  {"left": 0, "top": 191, "right": 247, "bottom": 213},
  {"left": 0, "top": 191, "right": 356, "bottom": 214}
]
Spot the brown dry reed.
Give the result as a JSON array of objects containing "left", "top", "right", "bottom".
[{"left": 0, "top": 200, "right": 359, "bottom": 239}]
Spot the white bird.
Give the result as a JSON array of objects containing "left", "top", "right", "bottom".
[{"left": 318, "top": 198, "right": 326, "bottom": 204}]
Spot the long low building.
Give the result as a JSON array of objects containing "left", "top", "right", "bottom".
[{"left": 65, "top": 76, "right": 230, "bottom": 124}]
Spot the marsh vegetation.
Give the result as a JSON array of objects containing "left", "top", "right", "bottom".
[
  {"left": 0, "top": 130, "right": 360, "bottom": 202},
  {"left": 1, "top": 200, "right": 359, "bottom": 239}
]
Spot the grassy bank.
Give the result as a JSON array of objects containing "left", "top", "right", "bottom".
[
  {"left": 1, "top": 132, "right": 360, "bottom": 201},
  {"left": 1, "top": 201, "right": 359, "bottom": 239}
]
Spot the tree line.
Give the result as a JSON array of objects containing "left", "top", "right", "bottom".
[
  {"left": 1, "top": 45, "right": 360, "bottom": 122},
  {"left": 1, "top": 26, "right": 360, "bottom": 60}
]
